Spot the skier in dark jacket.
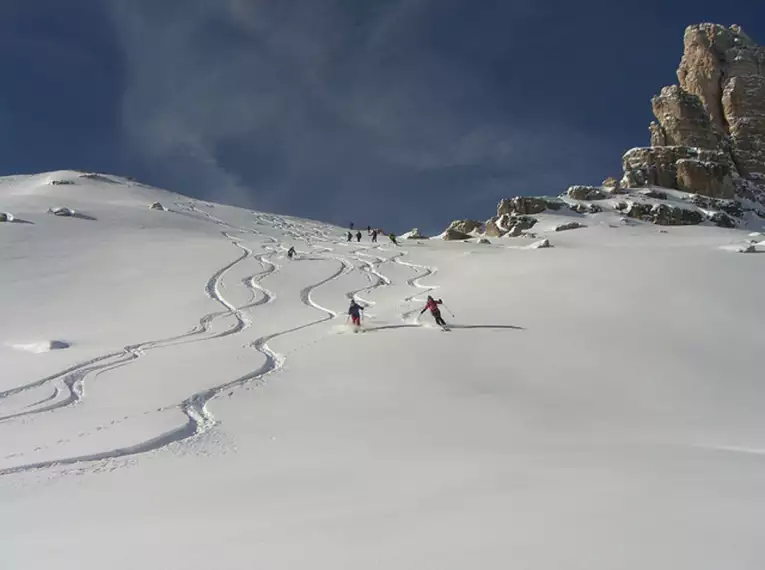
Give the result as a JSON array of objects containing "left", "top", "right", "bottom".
[
  {"left": 287, "top": 246, "right": 296, "bottom": 259},
  {"left": 420, "top": 295, "right": 447, "bottom": 327},
  {"left": 371, "top": 229, "right": 378, "bottom": 243},
  {"left": 348, "top": 300, "right": 364, "bottom": 328},
  {"left": 355, "top": 231, "right": 362, "bottom": 242},
  {"left": 389, "top": 233, "right": 398, "bottom": 246},
  {"left": 347, "top": 231, "right": 353, "bottom": 242}
]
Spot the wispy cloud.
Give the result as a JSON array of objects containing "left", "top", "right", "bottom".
[{"left": 107, "top": 0, "right": 612, "bottom": 230}]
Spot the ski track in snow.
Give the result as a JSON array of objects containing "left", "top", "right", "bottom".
[
  {"left": 0, "top": 229, "right": 274, "bottom": 424},
  {"left": 0, "top": 210, "right": 398, "bottom": 477}
]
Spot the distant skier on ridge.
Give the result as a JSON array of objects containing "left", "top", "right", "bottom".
[{"left": 355, "top": 230, "right": 362, "bottom": 242}]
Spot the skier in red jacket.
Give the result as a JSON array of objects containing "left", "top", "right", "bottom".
[{"left": 420, "top": 295, "right": 447, "bottom": 328}]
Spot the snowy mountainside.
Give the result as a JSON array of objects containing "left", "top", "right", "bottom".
[{"left": 1, "top": 171, "right": 765, "bottom": 570}]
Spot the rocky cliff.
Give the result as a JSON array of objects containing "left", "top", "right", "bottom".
[
  {"left": 437, "top": 24, "right": 765, "bottom": 238},
  {"left": 623, "top": 23, "right": 765, "bottom": 203}
]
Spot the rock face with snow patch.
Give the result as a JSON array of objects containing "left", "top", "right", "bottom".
[
  {"left": 497, "top": 197, "right": 563, "bottom": 216},
  {"left": 485, "top": 213, "right": 537, "bottom": 237},
  {"left": 446, "top": 220, "right": 483, "bottom": 235},
  {"left": 621, "top": 24, "right": 765, "bottom": 205},
  {"left": 555, "top": 221, "right": 586, "bottom": 232},
  {"left": 401, "top": 228, "right": 427, "bottom": 239},
  {"left": 442, "top": 228, "right": 473, "bottom": 241},
  {"left": 622, "top": 147, "right": 735, "bottom": 199},
  {"left": 566, "top": 186, "right": 606, "bottom": 201}
]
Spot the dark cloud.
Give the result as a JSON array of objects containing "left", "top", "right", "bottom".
[{"left": 106, "top": 0, "right": 620, "bottom": 231}]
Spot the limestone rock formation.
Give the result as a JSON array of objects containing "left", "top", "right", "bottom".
[
  {"left": 497, "top": 197, "right": 564, "bottom": 216},
  {"left": 622, "top": 147, "right": 735, "bottom": 198},
  {"left": 622, "top": 24, "right": 765, "bottom": 206},
  {"left": 485, "top": 213, "right": 538, "bottom": 237},
  {"left": 446, "top": 220, "right": 483, "bottom": 235},
  {"left": 442, "top": 228, "right": 472, "bottom": 241},
  {"left": 625, "top": 202, "right": 703, "bottom": 225},
  {"left": 566, "top": 185, "right": 606, "bottom": 201},
  {"left": 650, "top": 85, "right": 721, "bottom": 148}
]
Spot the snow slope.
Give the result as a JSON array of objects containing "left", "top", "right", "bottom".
[{"left": 1, "top": 171, "right": 764, "bottom": 569}]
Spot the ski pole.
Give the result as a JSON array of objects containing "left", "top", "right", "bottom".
[{"left": 442, "top": 304, "right": 455, "bottom": 318}]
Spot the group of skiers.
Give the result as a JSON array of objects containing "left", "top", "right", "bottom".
[
  {"left": 347, "top": 295, "right": 448, "bottom": 331},
  {"left": 346, "top": 223, "right": 398, "bottom": 245},
  {"left": 287, "top": 224, "right": 443, "bottom": 332}
]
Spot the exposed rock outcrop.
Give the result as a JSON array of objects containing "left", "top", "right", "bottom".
[
  {"left": 651, "top": 85, "right": 721, "bottom": 148},
  {"left": 621, "top": 24, "right": 765, "bottom": 206},
  {"left": 555, "top": 222, "right": 586, "bottom": 232},
  {"left": 47, "top": 207, "right": 75, "bottom": 217},
  {"left": 442, "top": 228, "right": 472, "bottom": 241},
  {"left": 0, "top": 212, "right": 13, "bottom": 222},
  {"left": 529, "top": 238, "right": 552, "bottom": 249},
  {"left": 446, "top": 220, "right": 483, "bottom": 235},
  {"left": 625, "top": 202, "right": 703, "bottom": 225},
  {"left": 497, "top": 197, "right": 564, "bottom": 216},
  {"left": 622, "top": 147, "right": 735, "bottom": 198},
  {"left": 401, "top": 228, "right": 428, "bottom": 239},
  {"left": 567, "top": 185, "right": 606, "bottom": 201}
]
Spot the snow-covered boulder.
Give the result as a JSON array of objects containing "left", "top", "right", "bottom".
[
  {"left": 566, "top": 185, "right": 606, "bottom": 201},
  {"left": 602, "top": 177, "right": 625, "bottom": 193},
  {"left": 529, "top": 238, "right": 552, "bottom": 249},
  {"left": 401, "top": 228, "right": 427, "bottom": 239},
  {"left": 738, "top": 243, "right": 757, "bottom": 253},
  {"left": 507, "top": 225, "right": 523, "bottom": 237},
  {"left": 47, "top": 207, "right": 75, "bottom": 217},
  {"left": 709, "top": 211, "right": 736, "bottom": 228},
  {"left": 50, "top": 179, "right": 75, "bottom": 186},
  {"left": 555, "top": 221, "right": 587, "bottom": 232},
  {"left": 640, "top": 189, "right": 669, "bottom": 200},
  {"left": 486, "top": 214, "right": 538, "bottom": 237},
  {"left": 651, "top": 204, "right": 703, "bottom": 226},
  {"left": 570, "top": 203, "right": 603, "bottom": 214},
  {"left": 0, "top": 212, "right": 14, "bottom": 222},
  {"left": 477, "top": 238, "right": 491, "bottom": 244},
  {"left": 625, "top": 202, "right": 703, "bottom": 225},
  {"left": 149, "top": 202, "right": 166, "bottom": 211},
  {"left": 689, "top": 195, "right": 744, "bottom": 218}
]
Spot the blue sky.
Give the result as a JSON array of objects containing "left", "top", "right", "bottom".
[{"left": 1, "top": 1, "right": 764, "bottom": 233}]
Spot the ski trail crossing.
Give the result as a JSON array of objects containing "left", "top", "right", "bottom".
[{"left": 0, "top": 211, "right": 441, "bottom": 477}]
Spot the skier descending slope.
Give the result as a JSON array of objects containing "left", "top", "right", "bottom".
[
  {"left": 421, "top": 295, "right": 449, "bottom": 330},
  {"left": 348, "top": 300, "right": 364, "bottom": 332},
  {"left": 287, "top": 246, "right": 296, "bottom": 259}
]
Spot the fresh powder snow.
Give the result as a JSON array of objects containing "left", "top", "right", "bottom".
[{"left": 1, "top": 171, "right": 764, "bottom": 569}]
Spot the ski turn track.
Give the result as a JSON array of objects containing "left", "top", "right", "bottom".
[
  {"left": 0, "top": 231, "right": 272, "bottom": 424},
  {"left": 0, "top": 241, "right": 352, "bottom": 477}
]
